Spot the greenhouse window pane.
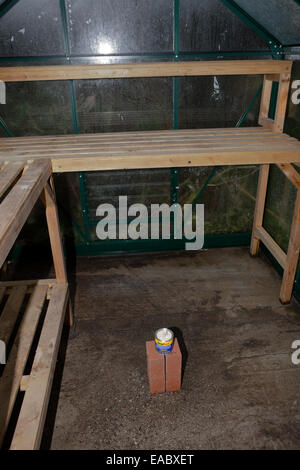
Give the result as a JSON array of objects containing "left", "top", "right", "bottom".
[
  {"left": 236, "top": 0, "right": 300, "bottom": 46},
  {"left": 178, "top": 74, "right": 262, "bottom": 129},
  {"left": 0, "top": 0, "right": 65, "bottom": 57},
  {"left": 66, "top": 0, "right": 173, "bottom": 56},
  {"left": 74, "top": 77, "right": 173, "bottom": 133},
  {"left": 179, "top": 0, "right": 269, "bottom": 52},
  {"left": 1, "top": 81, "right": 73, "bottom": 136}
]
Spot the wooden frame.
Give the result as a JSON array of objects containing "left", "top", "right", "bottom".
[
  {"left": 0, "top": 59, "right": 299, "bottom": 448},
  {"left": 0, "top": 160, "right": 71, "bottom": 449},
  {"left": 250, "top": 67, "right": 300, "bottom": 303}
]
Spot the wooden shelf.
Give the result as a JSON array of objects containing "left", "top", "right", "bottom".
[
  {"left": 1, "top": 127, "right": 300, "bottom": 173},
  {"left": 0, "top": 159, "right": 51, "bottom": 269}
]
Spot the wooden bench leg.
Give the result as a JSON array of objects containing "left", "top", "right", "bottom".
[
  {"left": 250, "top": 164, "right": 270, "bottom": 256},
  {"left": 280, "top": 189, "right": 300, "bottom": 304},
  {"left": 42, "top": 177, "right": 73, "bottom": 326}
]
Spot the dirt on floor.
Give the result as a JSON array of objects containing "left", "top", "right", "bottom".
[{"left": 39, "top": 247, "right": 300, "bottom": 450}]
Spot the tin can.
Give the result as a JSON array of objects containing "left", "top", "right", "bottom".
[{"left": 155, "top": 328, "right": 174, "bottom": 354}]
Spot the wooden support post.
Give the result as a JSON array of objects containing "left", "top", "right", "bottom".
[
  {"left": 250, "top": 164, "right": 270, "bottom": 256},
  {"left": 280, "top": 188, "right": 300, "bottom": 303},
  {"left": 258, "top": 76, "right": 273, "bottom": 128},
  {"left": 274, "top": 72, "right": 291, "bottom": 133},
  {"left": 42, "top": 177, "right": 73, "bottom": 326}
]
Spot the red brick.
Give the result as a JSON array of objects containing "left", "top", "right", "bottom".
[
  {"left": 146, "top": 341, "right": 165, "bottom": 394},
  {"left": 165, "top": 338, "right": 182, "bottom": 392}
]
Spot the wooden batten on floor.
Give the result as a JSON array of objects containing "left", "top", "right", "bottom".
[
  {"left": 0, "top": 285, "right": 48, "bottom": 447},
  {"left": 10, "top": 284, "right": 69, "bottom": 450},
  {"left": 0, "top": 281, "right": 69, "bottom": 449}
]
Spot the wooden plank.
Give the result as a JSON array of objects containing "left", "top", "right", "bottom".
[
  {"left": 0, "top": 61, "right": 292, "bottom": 82},
  {"left": 0, "top": 285, "right": 47, "bottom": 447},
  {"left": 254, "top": 226, "right": 287, "bottom": 269},
  {"left": 10, "top": 284, "right": 68, "bottom": 450},
  {"left": 250, "top": 164, "right": 270, "bottom": 256},
  {"left": 0, "top": 286, "right": 27, "bottom": 346},
  {"left": 0, "top": 159, "right": 51, "bottom": 269},
  {"left": 277, "top": 163, "right": 300, "bottom": 189},
  {"left": 0, "top": 278, "right": 56, "bottom": 287},
  {"left": 0, "top": 162, "right": 25, "bottom": 198},
  {"left": 274, "top": 73, "right": 291, "bottom": 133},
  {"left": 0, "top": 148, "right": 299, "bottom": 172},
  {"left": 42, "top": 178, "right": 72, "bottom": 326},
  {"left": 259, "top": 77, "right": 273, "bottom": 126},
  {"left": 280, "top": 189, "right": 300, "bottom": 303},
  {"left": 51, "top": 149, "right": 300, "bottom": 173}
]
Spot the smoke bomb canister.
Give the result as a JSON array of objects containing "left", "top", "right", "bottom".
[{"left": 155, "top": 328, "right": 174, "bottom": 354}]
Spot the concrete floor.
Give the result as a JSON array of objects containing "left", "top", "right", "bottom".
[{"left": 42, "top": 247, "right": 300, "bottom": 450}]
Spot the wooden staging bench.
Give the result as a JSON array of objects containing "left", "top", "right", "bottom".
[{"left": 0, "top": 60, "right": 300, "bottom": 449}]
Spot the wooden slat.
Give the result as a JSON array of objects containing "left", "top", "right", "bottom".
[
  {"left": 0, "top": 60, "right": 292, "bottom": 82},
  {"left": 0, "top": 285, "right": 47, "bottom": 447},
  {"left": 277, "top": 163, "right": 300, "bottom": 189},
  {"left": 10, "top": 284, "right": 68, "bottom": 450},
  {"left": 0, "top": 162, "right": 25, "bottom": 198},
  {"left": 250, "top": 164, "right": 270, "bottom": 256},
  {"left": 0, "top": 278, "right": 56, "bottom": 287},
  {"left": 51, "top": 149, "right": 300, "bottom": 173},
  {"left": 42, "top": 181, "right": 68, "bottom": 283},
  {"left": 255, "top": 226, "right": 287, "bottom": 269},
  {"left": 0, "top": 159, "right": 51, "bottom": 269},
  {"left": 0, "top": 286, "right": 27, "bottom": 346},
  {"left": 41, "top": 178, "right": 72, "bottom": 326},
  {"left": 280, "top": 189, "right": 300, "bottom": 303}
]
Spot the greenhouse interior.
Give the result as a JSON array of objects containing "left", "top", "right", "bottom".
[{"left": 0, "top": 0, "right": 300, "bottom": 452}]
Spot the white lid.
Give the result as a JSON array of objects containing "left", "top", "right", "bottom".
[{"left": 156, "top": 328, "right": 173, "bottom": 342}]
